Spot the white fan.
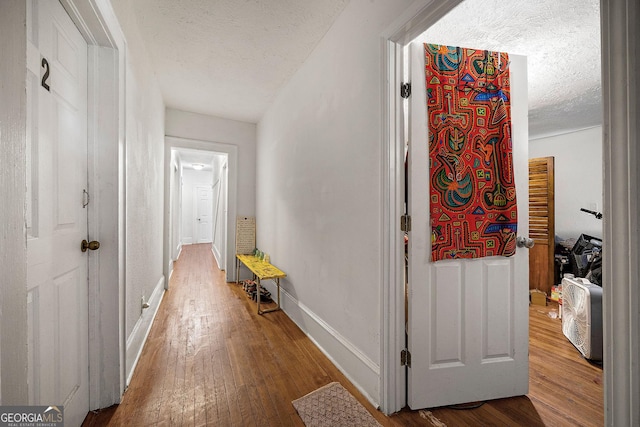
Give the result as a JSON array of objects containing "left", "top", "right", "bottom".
[{"left": 561, "top": 277, "right": 603, "bottom": 361}]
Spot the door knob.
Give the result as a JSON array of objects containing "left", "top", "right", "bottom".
[
  {"left": 516, "top": 236, "right": 535, "bottom": 249},
  {"left": 81, "top": 239, "right": 100, "bottom": 252}
]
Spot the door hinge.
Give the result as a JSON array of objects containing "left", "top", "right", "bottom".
[
  {"left": 401, "top": 214, "right": 411, "bottom": 232},
  {"left": 82, "top": 189, "right": 90, "bottom": 208},
  {"left": 401, "top": 349, "right": 411, "bottom": 367},
  {"left": 400, "top": 82, "right": 411, "bottom": 99}
]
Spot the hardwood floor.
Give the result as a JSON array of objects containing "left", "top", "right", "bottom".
[{"left": 83, "top": 244, "right": 603, "bottom": 426}]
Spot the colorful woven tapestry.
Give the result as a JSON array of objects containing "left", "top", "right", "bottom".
[{"left": 424, "top": 44, "right": 517, "bottom": 261}]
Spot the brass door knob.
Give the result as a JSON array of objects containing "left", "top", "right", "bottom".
[{"left": 81, "top": 239, "right": 100, "bottom": 252}]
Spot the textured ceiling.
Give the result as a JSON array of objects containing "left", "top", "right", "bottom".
[
  {"left": 415, "top": 0, "right": 602, "bottom": 139},
  {"left": 131, "top": 0, "right": 349, "bottom": 123},
  {"left": 131, "top": 0, "right": 601, "bottom": 139}
]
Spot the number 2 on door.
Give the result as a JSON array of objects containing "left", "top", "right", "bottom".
[{"left": 41, "top": 57, "right": 51, "bottom": 91}]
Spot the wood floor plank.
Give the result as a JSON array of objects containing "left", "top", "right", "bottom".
[
  {"left": 83, "top": 244, "right": 603, "bottom": 426},
  {"left": 234, "top": 384, "right": 257, "bottom": 427},
  {"left": 193, "top": 356, "right": 207, "bottom": 426}
]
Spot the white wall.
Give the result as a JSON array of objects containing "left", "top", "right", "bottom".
[
  {"left": 257, "top": 0, "right": 415, "bottom": 406},
  {"left": 165, "top": 109, "right": 256, "bottom": 219},
  {"left": 0, "top": 0, "right": 29, "bottom": 404},
  {"left": 181, "top": 168, "right": 214, "bottom": 244},
  {"left": 529, "top": 126, "right": 603, "bottom": 240},
  {"left": 109, "top": 0, "right": 167, "bottom": 381}
]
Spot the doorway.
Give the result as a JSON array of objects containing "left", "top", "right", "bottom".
[
  {"left": 164, "top": 137, "right": 239, "bottom": 283},
  {"left": 380, "top": 0, "right": 629, "bottom": 418},
  {"left": 169, "top": 148, "right": 227, "bottom": 267}
]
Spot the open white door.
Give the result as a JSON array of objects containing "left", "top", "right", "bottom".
[
  {"left": 212, "top": 162, "right": 228, "bottom": 270},
  {"left": 407, "top": 42, "right": 530, "bottom": 409},
  {"left": 27, "top": 0, "right": 90, "bottom": 424}
]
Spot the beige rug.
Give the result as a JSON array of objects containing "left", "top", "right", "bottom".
[{"left": 292, "top": 382, "right": 382, "bottom": 427}]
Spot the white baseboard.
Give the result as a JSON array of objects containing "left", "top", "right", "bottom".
[
  {"left": 212, "top": 244, "right": 223, "bottom": 270},
  {"left": 125, "top": 276, "right": 165, "bottom": 385},
  {"left": 167, "top": 259, "right": 174, "bottom": 283},
  {"left": 167, "top": 245, "right": 183, "bottom": 283},
  {"left": 260, "top": 281, "right": 381, "bottom": 408}
]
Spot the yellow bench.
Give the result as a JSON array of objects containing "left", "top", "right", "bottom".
[{"left": 236, "top": 254, "right": 286, "bottom": 314}]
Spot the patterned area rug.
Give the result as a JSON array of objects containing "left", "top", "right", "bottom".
[{"left": 292, "top": 382, "right": 382, "bottom": 427}]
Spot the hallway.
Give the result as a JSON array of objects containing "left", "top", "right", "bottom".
[
  {"left": 82, "top": 244, "right": 390, "bottom": 425},
  {"left": 83, "top": 244, "right": 602, "bottom": 426}
]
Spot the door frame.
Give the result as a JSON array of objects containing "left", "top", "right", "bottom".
[
  {"left": 380, "top": 1, "right": 464, "bottom": 413},
  {"left": 380, "top": 0, "right": 639, "bottom": 423},
  {"left": 164, "top": 136, "right": 239, "bottom": 284},
  {"left": 599, "top": 1, "right": 640, "bottom": 424},
  {"left": 1, "top": 0, "right": 126, "bottom": 408},
  {"left": 59, "top": 0, "right": 127, "bottom": 410}
]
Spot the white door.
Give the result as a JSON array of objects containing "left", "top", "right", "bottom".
[
  {"left": 407, "top": 43, "right": 530, "bottom": 409},
  {"left": 26, "top": 0, "right": 90, "bottom": 424},
  {"left": 195, "top": 185, "right": 213, "bottom": 243}
]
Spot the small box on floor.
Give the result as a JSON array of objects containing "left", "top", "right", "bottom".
[
  {"left": 530, "top": 289, "right": 547, "bottom": 306},
  {"left": 550, "top": 284, "right": 562, "bottom": 303}
]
